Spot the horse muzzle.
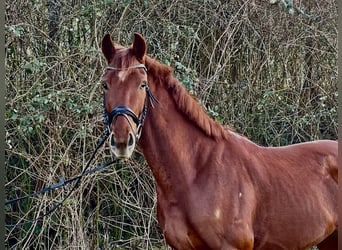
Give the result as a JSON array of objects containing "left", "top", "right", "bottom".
[
  {"left": 106, "top": 106, "right": 142, "bottom": 159},
  {"left": 110, "top": 129, "right": 136, "bottom": 159}
]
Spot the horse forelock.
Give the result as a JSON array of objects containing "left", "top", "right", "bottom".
[{"left": 110, "top": 47, "right": 136, "bottom": 68}]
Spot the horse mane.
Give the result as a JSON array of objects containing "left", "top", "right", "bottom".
[{"left": 145, "top": 56, "right": 231, "bottom": 140}]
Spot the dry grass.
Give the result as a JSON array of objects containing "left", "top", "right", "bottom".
[{"left": 5, "top": 0, "right": 337, "bottom": 249}]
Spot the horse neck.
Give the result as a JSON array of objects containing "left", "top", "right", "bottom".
[{"left": 138, "top": 77, "right": 225, "bottom": 195}]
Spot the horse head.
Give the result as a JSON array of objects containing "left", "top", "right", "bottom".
[{"left": 101, "top": 33, "right": 153, "bottom": 158}]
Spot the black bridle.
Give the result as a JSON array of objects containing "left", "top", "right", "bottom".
[{"left": 103, "top": 64, "right": 158, "bottom": 139}]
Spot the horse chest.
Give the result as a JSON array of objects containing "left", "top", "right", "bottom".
[
  {"left": 157, "top": 199, "right": 214, "bottom": 250},
  {"left": 157, "top": 201, "right": 255, "bottom": 250},
  {"left": 156, "top": 182, "right": 256, "bottom": 250}
]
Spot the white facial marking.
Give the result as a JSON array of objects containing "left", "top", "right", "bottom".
[
  {"left": 214, "top": 209, "right": 221, "bottom": 219},
  {"left": 117, "top": 70, "right": 127, "bottom": 81},
  {"left": 239, "top": 192, "right": 242, "bottom": 198}
]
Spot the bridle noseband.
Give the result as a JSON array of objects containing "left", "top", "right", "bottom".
[{"left": 103, "top": 64, "right": 158, "bottom": 140}]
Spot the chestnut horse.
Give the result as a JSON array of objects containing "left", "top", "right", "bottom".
[{"left": 100, "top": 33, "right": 338, "bottom": 250}]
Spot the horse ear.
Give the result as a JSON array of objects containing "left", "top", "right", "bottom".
[
  {"left": 101, "top": 34, "right": 115, "bottom": 63},
  {"left": 132, "top": 33, "right": 147, "bottom": 63}
]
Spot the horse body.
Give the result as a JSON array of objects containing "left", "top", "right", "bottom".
[
  {"left": 138, "top": 82, "right": 337, "bottom": 249},
  {"left": 100, "top": 33, "right": 338, "bottom": 250}
]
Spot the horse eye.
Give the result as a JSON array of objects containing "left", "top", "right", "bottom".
[
  {"left": 102, "top": 81, "right": 108, "bottom": 90},
  {"left": 140, "top": 81, "right": 147, "bottom": 89}
]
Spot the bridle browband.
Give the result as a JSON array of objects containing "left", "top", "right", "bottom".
[
  {"left": 105, "top": 63, "right": 147, "bottom": 72},
  {"left": 103, "top": 63, "right": 158, "bottom": 140}
]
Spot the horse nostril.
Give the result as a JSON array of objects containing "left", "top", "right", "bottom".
[{"left": 128, "top": 132, "right": 135, "bottom": 147}]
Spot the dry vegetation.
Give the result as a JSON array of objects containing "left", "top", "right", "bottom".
[{"left": 5, "top": 0, "right": 337, "bottom": 249}]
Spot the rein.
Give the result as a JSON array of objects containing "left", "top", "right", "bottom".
[{"left": 5, "top": 130, "right": 111, "bottom": 228}]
